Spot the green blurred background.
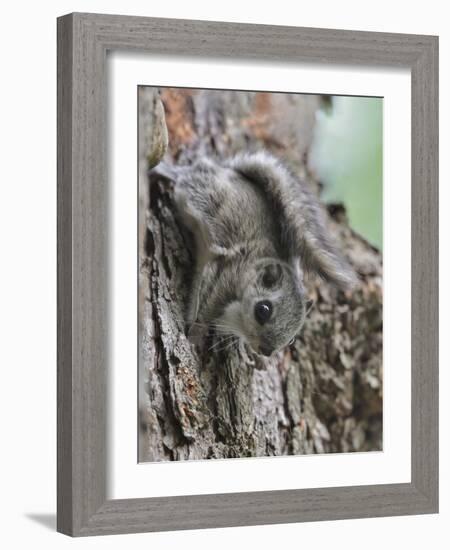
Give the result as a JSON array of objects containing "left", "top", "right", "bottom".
[{"left": 309, "top": 96, "right": 383, "bottom": 250}]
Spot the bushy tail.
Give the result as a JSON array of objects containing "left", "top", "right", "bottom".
[{"left": 228, "top": 152, "right": 357, "bottom": 290}]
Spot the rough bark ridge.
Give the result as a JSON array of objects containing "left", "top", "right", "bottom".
[{"left": 138, "top": 87, "right": 382, "bottom": 462}]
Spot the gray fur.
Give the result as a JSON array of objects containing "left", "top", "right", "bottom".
[
  {"left": 152, "top": 151, "right": 356, "bottom": 356},
  {"left": 228, "top": 152, "right": 357, "bottom": 289}
]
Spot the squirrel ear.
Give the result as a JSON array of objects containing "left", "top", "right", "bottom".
[{"left": 259, "top": 262, "right": 283, "bottom": 288}]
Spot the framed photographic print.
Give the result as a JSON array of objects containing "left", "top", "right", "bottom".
[{"left": 57, "top": 13, "right": 438, "bottom": 536}]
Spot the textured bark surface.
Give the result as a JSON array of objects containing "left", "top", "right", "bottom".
[{"left": 138, "top": 87, "right": 382, "bottom": 462}]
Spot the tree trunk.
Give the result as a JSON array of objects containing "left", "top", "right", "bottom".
[{"left": 138, "top": 87, "right": 382, "bottom": 462}]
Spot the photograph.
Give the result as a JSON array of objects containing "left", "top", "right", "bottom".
[
  {"left": 0, "top": 0, "right": 442, "bottom": 543},
  {"left": 138, "top": 86, "right": 383, "bottom": 463}
]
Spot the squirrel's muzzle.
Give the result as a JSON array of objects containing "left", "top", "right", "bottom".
[{"left": 259, "top": 344, "right": 274, "bottom": 357}]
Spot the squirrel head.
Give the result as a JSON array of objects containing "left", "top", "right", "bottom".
[{"left": 218, "top": 258, "right": 312, "bottom": 357}]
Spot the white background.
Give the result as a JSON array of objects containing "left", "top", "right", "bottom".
[{"left": 0, "top": 1, "right": 446, "bottom": 549}]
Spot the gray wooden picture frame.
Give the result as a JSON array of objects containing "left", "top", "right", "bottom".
[{"left": 57, "top": 12, "right": 439, "bottom": 537}]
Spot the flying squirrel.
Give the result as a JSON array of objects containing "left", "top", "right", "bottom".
[{"left": 152, "top": 151, "right": 357, "bottom": 357}]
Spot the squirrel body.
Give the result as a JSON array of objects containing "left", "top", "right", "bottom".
[{"left": 153, "top": 151, "right": 356, "bottom": 356}]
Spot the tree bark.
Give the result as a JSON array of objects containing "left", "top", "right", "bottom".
[{"left": 138, "top": 87, "right": 382, "bottom": 462}]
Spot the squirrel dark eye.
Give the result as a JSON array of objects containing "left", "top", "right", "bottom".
[{"left": 254, "top": 300, "right": 273, "bottom": 325}]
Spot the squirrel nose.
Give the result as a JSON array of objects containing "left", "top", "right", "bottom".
[{"left": 259, "top": 345, "right": 273, "bottom": 357}]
